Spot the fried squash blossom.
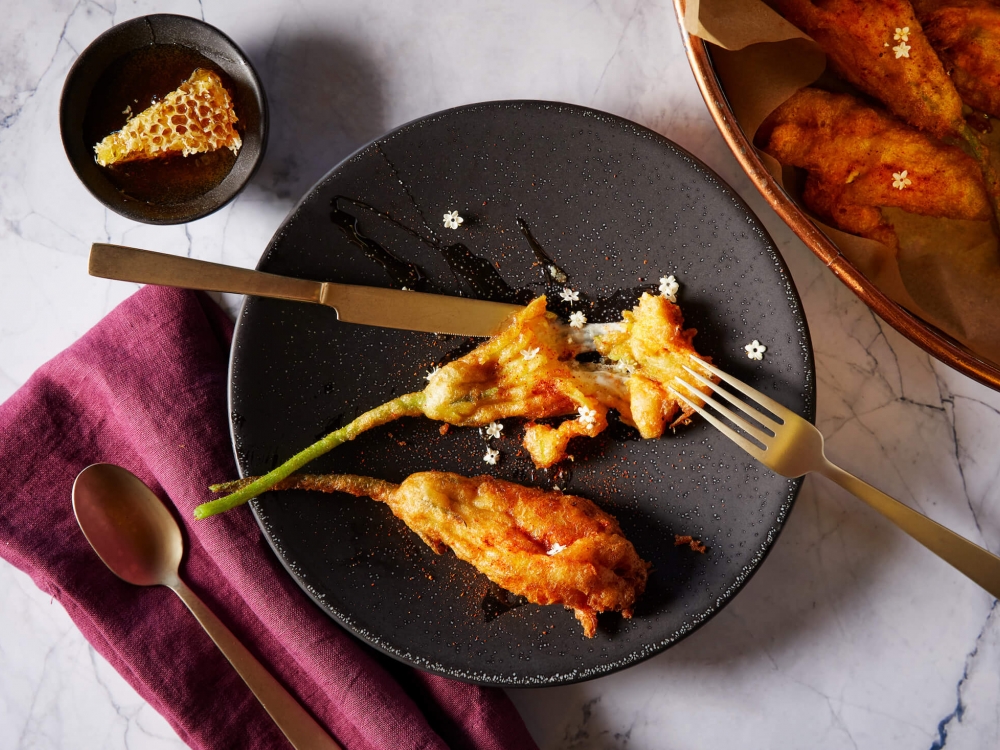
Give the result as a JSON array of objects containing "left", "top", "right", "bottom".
[{"left": 197, "top": 291, "right": 714, "bottom": 519}]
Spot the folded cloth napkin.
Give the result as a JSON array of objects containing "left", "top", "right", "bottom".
[{"left": 0, "top": 286, "right": 538, "bottom": 750}]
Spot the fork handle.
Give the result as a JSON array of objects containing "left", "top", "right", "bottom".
[{"left": 819, "top": 459, "right": 1000, "bottom": 599}]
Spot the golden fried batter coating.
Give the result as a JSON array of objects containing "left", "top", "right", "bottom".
[
  {"left": 199, "top": 293, "right": 715, "bottom": 520},
  {"left": 224, "top": 471, "right": 650, "bottom": 637},
  {"left": 769, "top": 0, "right": 966, "bottom": 139},
  {"left": 423, "top": 293, "right": 713, "bottom": 468},
  {"left": 915, "top": 0, "right": 1000, "bottom": 119},
  {"left": 759, "top": 88, "right": 991, "bottom": 250}
]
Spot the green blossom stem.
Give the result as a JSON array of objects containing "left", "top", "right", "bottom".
[{"left": 195, "top": 392, "right": 425, "bottom": 519}]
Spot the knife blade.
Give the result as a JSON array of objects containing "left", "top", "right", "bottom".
[{"left": 89, "top": 243, "right": 522, "bottom": 337}]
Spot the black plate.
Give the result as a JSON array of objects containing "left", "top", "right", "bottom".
[{"left": 229, "top": 101, "right": 814, "bottom": 687}]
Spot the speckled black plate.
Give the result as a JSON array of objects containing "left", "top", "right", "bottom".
[{"left": 229, "top": 101, "right": 814, "bottom": 687}]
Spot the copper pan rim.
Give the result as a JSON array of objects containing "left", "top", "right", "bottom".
[{"left": 673, "top": 0, "right": 1000, "bottom": 391}]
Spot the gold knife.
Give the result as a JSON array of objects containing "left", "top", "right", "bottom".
[{"left": 89, "top": 243, "right": 522, "bottom": 337}]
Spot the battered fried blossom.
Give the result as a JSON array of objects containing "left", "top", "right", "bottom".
[
  {"left": 769, "top": 0, "right": 1000, "bottom": 223},
  {"left": 914, "top": 0, "right": 1000, "bottom": 120},
  {"left": 769, "top": 0, "right": 965, "bottom": 138},
  {"left": 197, "top": 291, "right": 714, "bottom": 519},
  {"left": 211, "top": 471, "right": 650, "bottom": 637},
  {"left": 759, "top": 88, "right": 991, "bottom": 251}
]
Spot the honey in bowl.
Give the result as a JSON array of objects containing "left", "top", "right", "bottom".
[{"left": 83, "top": 44, "right": 242, "bottom": 205}]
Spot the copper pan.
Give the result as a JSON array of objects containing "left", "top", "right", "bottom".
[{"left": 673, "top": 0, "right": 1000, "bottom": 391}]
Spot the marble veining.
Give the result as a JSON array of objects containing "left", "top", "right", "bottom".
[{"left": 2, "top": 1, "right": 1000, "bottom": 748}]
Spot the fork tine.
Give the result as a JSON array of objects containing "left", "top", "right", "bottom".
[
  {"left": 673, "top": 378, "right": 773, "bottom": 445},
  {"left": 681, "top": 364, "right": 782, "bottom": 432},
  {"left": 669, "top": 386, "right": 767, "bottom": 460},
  {"left": 691, "top": 356, "right": 794, "bottom": 422}
]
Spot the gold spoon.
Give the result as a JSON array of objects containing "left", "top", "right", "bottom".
[{"left": 72, "top": 463, "right": 342, "bottom": 750}]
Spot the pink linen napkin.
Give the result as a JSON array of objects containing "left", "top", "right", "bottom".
[{"left": 0, "top": 285, "right": 538, "bottom": 750}]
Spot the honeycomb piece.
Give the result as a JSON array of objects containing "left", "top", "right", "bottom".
[{"left": 94, "top": 68, "right": 241, "bottom": 167}]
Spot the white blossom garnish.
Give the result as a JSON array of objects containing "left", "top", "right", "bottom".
[
  {"left": 577, "top": 405, "right": 597, "bottom": 428},
  {"left": 569, "top": 311, "right": 587, "bottom": 329},
  {"left": 559, "top": 287, "right": 580, "bottom": 303},
  {"left": 546, "top": 542, "right": 567, "bottom": 556},
  {"left": 443, "top": 210, "right": 464, "bottom": 229},
  {"left": 745, "top": 340, "right": 767, "bottom": 361},
  {"left": 659, "top": 275, "right": 679, "bottom": 302},
  {"left": 893, "top": 41, "right": 911, "bottom": 59},
  {"left": 548, "top": 264, "right": 567, "bottom": 283},
  {"left": 521, "top": 347, "right": 540, "bottom": 360},
  {"left": 892, "top": 170, "right": 912, "bottom": 190},
  {"left": 425, "top": 366, "right": 440, "bottom": 381},
  {"left": 485, "top": 421, "right": 503, "bottom": 439},
  {"left": 894, "top": 26, "right": 909, "bottom": 42},
  {"left": 483, "top": 447, "right": 500, "bottom": 465}
]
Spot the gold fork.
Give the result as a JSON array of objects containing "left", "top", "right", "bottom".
[{"left": 671, "top": 358, "right": 1000, "bottom": 598}]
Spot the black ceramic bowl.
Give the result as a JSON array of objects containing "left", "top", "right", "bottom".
[{"left": 60, "top": 14, "right": 268, "bottom": 224}]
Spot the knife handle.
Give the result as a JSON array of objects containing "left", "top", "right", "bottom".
[{"left": 89, "top": 243, "right": 324, "bottom": 304}]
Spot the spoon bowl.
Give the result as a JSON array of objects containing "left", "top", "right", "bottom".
[
  {"left": 71, "top": 463, "right": 341, "bottom": 750},
  {"left": 72, "top": 464, "right": 182, "bottom": 587}
]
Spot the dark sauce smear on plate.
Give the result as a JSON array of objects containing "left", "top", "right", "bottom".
[
  {"left": 517, "top": 218, "right": 568, "bottom": 284},
  {"left": 332, "top": 196, "right": 533, "bottom": 303},
  {"left": 330, "top": 203, "right": 425, "bottom": 289},
  {"left": 83, "top": 44, "right": 239, "bottom": 205}
]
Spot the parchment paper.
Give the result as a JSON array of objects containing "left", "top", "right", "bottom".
[{"left": 683, "top": 0, "right": 1000, "bottom": 366}]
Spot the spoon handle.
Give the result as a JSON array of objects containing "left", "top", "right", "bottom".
[{"left": 171, "top": 579, "right": 342, "bottom": 750}]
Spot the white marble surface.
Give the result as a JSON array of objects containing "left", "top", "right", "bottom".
[{"left": 2, "top": 1, "right": 1000, "bottom": 748}]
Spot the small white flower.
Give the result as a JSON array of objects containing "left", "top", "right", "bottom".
[
  {"left": 443, "top": 210, "right": 464, "bottom": 229},
  {"left": 745, "top": 340, "right": 767, "bottom": 361},
  {"left": 893, "top": 41, "right": 911, "bottom": 59},
  {"left": 425, "top": 366, "right": 440, "bottom": 381},
  {"left": 892, "top": 170, "right": 912, "bottom": 190},
  {"left": 483, "top": 447, "right": 500, "bottom": 465},
  {"left": 894, "top": 26, "right": 909, "bottom": 42},
  {"left": 547, "top": 542, "right": 567, "bottom": 556},
  {"left": 569, "top": 311, "right": 587, "bottom": 329},
  {"left": 521, "top": 347, "right": 540, "bottom": 360},
  {"left": 559, "top": 287, "right": 580, "bottom": 303},
  {"left": 577, "top": 405, "right": 598, "bottom": 428},
  {"left": 659, "top": 275, "right": 680, "bottom": 302},
  {"left": 485, "top": 421, "right": 503, "bottom": 439}
]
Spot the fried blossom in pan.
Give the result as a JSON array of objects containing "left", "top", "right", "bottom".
[
  {"left": 196, "top": 292, "right": 714, "bottom": 519},
  {"left": 769, "top": 0, "right": 965, "bottom": 138},
  {"left": 767, "top": 0, "right": 1000, "bottom": 221},
  {"left": 211, "top": 470, "right": 651, "bottom": 637},
  {"left": 914, "top": 0, "right": 1000, "bottom": 120},
  {"left": 759, "top": 88, "right": 992, "bottom": 251}
]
